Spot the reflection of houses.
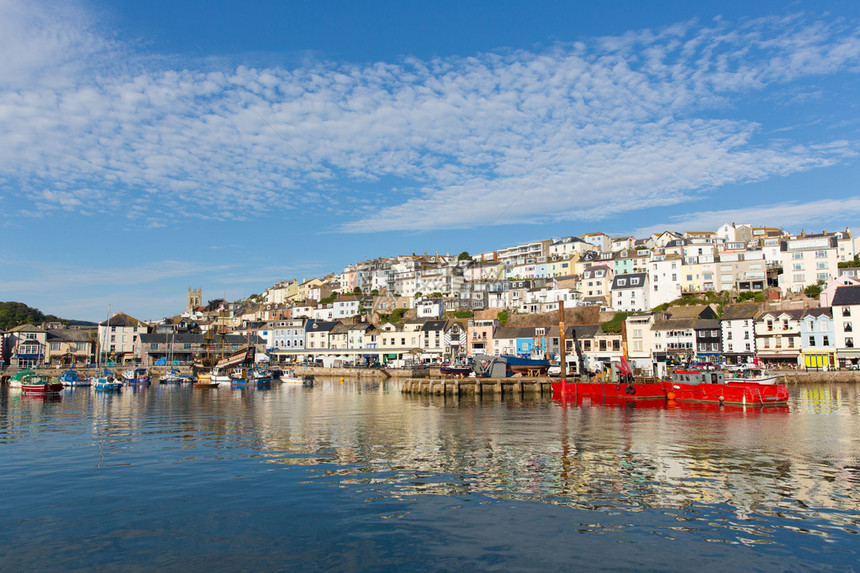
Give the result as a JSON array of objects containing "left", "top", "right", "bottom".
[{"left": 800, "top": 307, "right": 835, "bottom": 370}]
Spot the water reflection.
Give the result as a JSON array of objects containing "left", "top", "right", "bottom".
[{"left": 1, "top": 379, "right": 860, "bottom": 560}]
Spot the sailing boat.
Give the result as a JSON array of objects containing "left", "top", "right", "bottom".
[
  {"left": 91, "top": 306, "right": 122, "bottom": 391},
  {"left": 159, "top": 331, "right": 184, "bottom": 383}
]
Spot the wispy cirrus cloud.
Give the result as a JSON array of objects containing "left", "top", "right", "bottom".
[{"left": 1, "top": 1, "right": 859, "bottom": 232}]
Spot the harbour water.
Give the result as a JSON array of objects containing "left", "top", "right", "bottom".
[{"left": 1, "top": 379, "right": 859, "bottom": 571}]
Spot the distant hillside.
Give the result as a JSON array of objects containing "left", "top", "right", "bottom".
[{"left": 0, "top": 301, "right": 96, "bottom": 330}]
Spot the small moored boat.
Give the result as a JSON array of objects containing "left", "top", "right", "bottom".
[
  {"left": 21, "top": 374, "right": 64, "bottom": 395},
  {"left": 59, "top": 369, "right": 90, "bottom": 387},
  {"left": 122, "top": 367, "right": 151, "bottom": 385}
]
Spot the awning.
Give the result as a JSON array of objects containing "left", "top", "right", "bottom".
[{"left": 837, "top": 350, "right": 860, "bottom": 358}]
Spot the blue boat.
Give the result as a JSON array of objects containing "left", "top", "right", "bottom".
[
  {"left": 91, "top": 369, "right": 122, "bottom": 391},
  {"left": 122, "top": 367, "right": 151, "bottom": 385},
  {"left": 229, "top": 367, "right": 272, "bottom": 387},
  {"left": 59, "top": 369, "right": 90, "bottom": 387}
]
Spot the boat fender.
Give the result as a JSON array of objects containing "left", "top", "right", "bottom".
[
  {"left": 615, "top": 384, "right": 621, "bottom": 391},
  {"left": 625, "top": 384, "right": 636, "bottom": 395}
]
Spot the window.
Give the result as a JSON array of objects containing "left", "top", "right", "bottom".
[
  {"left": 617, "top": 279, "right": 627, "bottom": 286},
  {"left": 809, "top": 336, "right": 815, "bottom": 346},
  {"left": 847, "top": 338, "right": 854, "bottom": 348},
  {"left": 823, "top": 336, "right": 830, "bottom": 346},
  {"left": 816, "top": 262, "right": 827, "bottom": 270},
  {"left": 791, "top": 252, "right": 803, "bottom": 260},
  {"left": 845, "top": 323, "right": 853, "bottom": 332},
  {"left": 808, "top": 320, "right": 815, "bottom": 331},
  {"left": 793, "top": 274, "right": 805, "bottom": 283},
  {"left": 792, "top": 263, "right": 804, "bottom": 271},
  {"left": 151, "top": 343, "right": 158, "bottom": 350},
  {"left": 844, "top": 308, "right": 852, "bottom": 317},
  {"left": 815, "top": 250, "right": 827, "bottom": 258}
]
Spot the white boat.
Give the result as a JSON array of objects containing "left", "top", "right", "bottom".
[
  {"left": 280, "top": 369, "right": 314, "bottom": 386},
  {"left": 725, "top": 364, "right": 779, "bottom": 385},
  {"left": 59, "top": 369, "right": 91, "bottom": 387}
]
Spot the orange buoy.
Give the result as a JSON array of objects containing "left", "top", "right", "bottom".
[{"left": 666, "top": 391, "right": 676, "bottom": 401}]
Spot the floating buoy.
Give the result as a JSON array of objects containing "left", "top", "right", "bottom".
[
  {"left": 339, "top": 377, "right": 344, "bottom": 384},
  {"left": 666, "top": 391, "right": 676, "bottom": 401}
]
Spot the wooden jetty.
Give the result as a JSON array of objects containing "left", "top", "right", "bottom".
[{"left": 401, "top": 377, "right": 553, "bottom": 397}]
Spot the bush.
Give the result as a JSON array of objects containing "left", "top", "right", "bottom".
[
  {"left": 497, "top": 311, "right": 509, "bottom": 326},
  {"left": 601, "top": 312, "right": 630, "bottom": 334},
  {"left": 453, "top": 310, "right": 474, "bottom": 319},
  {"left": 804, "top": 284, "right": 823, "bottom": 299}
]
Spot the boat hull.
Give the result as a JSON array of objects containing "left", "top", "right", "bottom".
[
  {"left": 662, "top": 380, "right": 789, "bottom": 406},
  {"left": 552, "top": 380, "right": 666, "bottom": 400},
  {"left": 22, "top": 382, "right": 64, "bottom": 394}
]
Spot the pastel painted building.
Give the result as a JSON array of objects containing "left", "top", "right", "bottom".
[{"left": 800, "top": 308, "right": 835, "bottom": 370}]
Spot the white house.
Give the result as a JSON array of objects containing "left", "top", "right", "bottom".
[
  {"left": 720, "top": 303, "right": 760, "bottom": 364},
  {"left": 831, "top": 285, "right": 860, "bottom": 368},
  {"left": 610, "top": 272, "right": 649, "bottom": 312},
  {"left": 800, "top": 308, "right": 835, "bottom": 370}
]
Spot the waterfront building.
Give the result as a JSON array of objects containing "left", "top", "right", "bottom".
[
  {"left": 6, "top": 324, "right": 47, "bottom": 369},
  {"left": 306, "top": 321, "right": 340, "bottom": 350},
  {"left": 268, "top": 318, "right": 313, "bottom": 351},
  {"left": 799, "top": 307, "right": 835, "bottom": 370},
  {"left": 720, "top": 303, "right": 761, "bottom": 365},
  {"left": 45, "top": 328, "right": 93, "bottom": 366},
  {"left": 466, "top": 319, "right": 497, "bottom": 356},
  {"left": 98, "top": 313, "right": 148, "bottom": 364},
  {"left": 831, "top": 285, "right": 860, "bottom": 368},
  {"left": 575, "top": 324, "right": 622, "bottom": 372},
  {"left": 754, "top": 309, "right": 804, "bottom": 366},
  {"left": 624, "top": 313, "right": 656, "bottom": 374}
]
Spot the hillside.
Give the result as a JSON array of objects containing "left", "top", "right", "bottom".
[{"left": 0, "top": 301, "right": 96, "bottom": 330}]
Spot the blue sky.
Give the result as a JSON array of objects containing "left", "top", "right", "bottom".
[{"left": 2, "top": 0, "right": 859, "bottom": 322}]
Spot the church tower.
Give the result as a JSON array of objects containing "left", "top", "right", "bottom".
[{"left": 187, "top": 287, "right": 202, "bottom": 312}]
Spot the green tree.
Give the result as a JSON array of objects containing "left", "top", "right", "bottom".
[
  {"left": 429, "top": 292, "right": 443, "bottom": 298},
  {"left": 457, "top": 251, "right": 472, "bottom": 261},
  {"left": 370, "top": 289, "right": 379, "bottom": 296},
  {"left": 497, "top": 311, "right": 509, "bottom": 326},
  {"left": 453, "top": 310, "right": 474, "bottom": 319},
  {"left": 352, "top": 287, "right": 362, "bottom": 295},
  {"left": 804, "top": 283, "right": 823, "bottom": 299}
]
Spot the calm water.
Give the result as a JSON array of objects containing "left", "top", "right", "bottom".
[{"left": 1, "top": 379, "right": 859, "bottom": 572}]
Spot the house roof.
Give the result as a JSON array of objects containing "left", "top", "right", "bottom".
[
  {"left": 611, "top": 273, "right": 647, "bottom": 289},
  {"left": 47, "top": 329, "right": 92, "bottom": 342},
  {"left": 139, "top": 333, "right": 263, "bottom": 345},
  {"left": 101, "top": 313, "right": 146, "bottom": 327},
  {"left": 307, "top": 320, "right": 340, "bottom": 332},
  {"left": 832, "top": 285, "right": 860, "bottom": 306},
  {"left": 759, "top": 309, "right": 805, "bottom": 320},
  {"left": 421, "top": 320, "right": 448, "bottom": 332},
  {"left": 721, "top": 303, "right": 762, "bottom": 320},
  {"left": 665, "top": 304, "right": 718, "bottom": 320},
  {"left": 802, "top": 307, "right": 832, "bottom": 319}
]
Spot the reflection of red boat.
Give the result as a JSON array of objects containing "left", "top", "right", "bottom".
[
  {"left": 665, "top": 400, "right": 789, "bottom": 414},
  {"left": 662, "top": 369, "right": 788, "bottom": 406},
  {"left": 553, "top": 390, "right": 666, "bottom": 409}
]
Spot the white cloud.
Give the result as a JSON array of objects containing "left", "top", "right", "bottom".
[
  {"left": 0, "top": 2, "right": 858, "bottom": 231},
  {"left": 633, "top": 197, "right": 860, "bottom": 237}
]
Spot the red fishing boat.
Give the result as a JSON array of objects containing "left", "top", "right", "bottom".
[
  {"left": 662, "top": 369, "right": 788, "bottom": 406},
  {"left": 21, "top": 374, "right": 64, "bottom": 395},
  {"left": 551, "top": 357, "right": 666, "bottom": 401}
]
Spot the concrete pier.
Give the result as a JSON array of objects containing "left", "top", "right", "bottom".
[{"left": 400, "top": 377, "right": 553, "bottom": 397}]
